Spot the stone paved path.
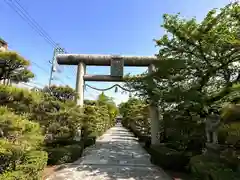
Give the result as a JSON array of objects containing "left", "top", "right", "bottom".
[{"left": 46, "top": 124, "right": 172, "bottom": 180}]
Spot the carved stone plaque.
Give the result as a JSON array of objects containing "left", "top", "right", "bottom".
[{"left": 111, "top": 57, "right": 124, "bottom": 77}]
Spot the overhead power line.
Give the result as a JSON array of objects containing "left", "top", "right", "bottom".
[
  {"left": 4, "top": 0, "right": 55, "bottom": 76},
  {"left": 4, "top": 0, "right": 57, "bottom": 47},
  {"left": 6, "top": 44, "right": 49, "bottom": 74},
  {"left": 11, "top": 0, "right": 76, "bottom": 84},
  {"left": 7, "top": 45, "right": 50, "bottom": 76},
  {"left": 13, "top": 0, "right": 57, "bottom": 46},
  {"left": 4, "top": 0, "right": 76, "bottom": 85},
  {"left": 31, "top": 61, "right": 49, "bottom": 74}
]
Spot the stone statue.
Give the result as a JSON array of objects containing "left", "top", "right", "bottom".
[
  {"left": 74, "top": 128, "right": 82, "bottom": 141},
  {"left": 0, "top": 128, "right": 3, "bottom": 137},
  {"left": 205, "top": 109, "right": 221, "bottom": 144},
  {"left": 45, "top": 133, "right": 53, "bottom": 141}
]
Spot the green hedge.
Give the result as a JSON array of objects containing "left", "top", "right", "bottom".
[
  {"left": 126, "top": 121, "right": 193, "bottom": 171},
  {"left": 46, "top": 144, "right": 83, "bottom": 165},
  {"left": 0, "top": 170, "right": 27, "bottom": 180},
  {"left": 0, "top": 85, "right": 117, "bottom": 178},
  {"left": 18, "top": 151, "right": 48, "bottom": 179},
  {"left": 84, "top": 136, "right": 97, "bottom": 148},
  {"left": 218, "top": 122, "right": 240, "bottom": 147},
  {"left": 0, "top": 106, "right": 46, "bottom": 179},
  {"left": 45, "top": 137, "right": 97, "bottom": 165},
  {"left": 189, "top": 155, "right": 240, "bottom": 180},
  {"left": 0, "top": 85, "right": 115, "bottom": 146},
  {"left": 148, "top": 145, "right": 190, "bottom": 171},
  {"left": 0, "top": 151, "right": 48, "bottom": 180}
]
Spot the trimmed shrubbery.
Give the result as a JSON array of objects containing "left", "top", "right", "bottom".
[
  {"left": 119, "top": 99, "right": 193, "bottom": 171},
  {"left": 149, "top": 145, "right": 189, "bottom": 171},
  {"left": 0, "top": 85, "right": 117, "bottom": 179},
  {"left": 189, "top": 155, "right": 240, "bottom": 180},
  {"left": 0, "top": 107, "right": 46, "bottom": 180},
  {"left": 119, "top": 98, "right": 240, "bottom": 179},
  {"left": 46, "top": 145, "right": 82, "bottom": 165}
]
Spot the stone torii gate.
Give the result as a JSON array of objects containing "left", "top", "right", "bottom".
[{"left": 56, "top": 54, "right": 160, "bottom": 145}]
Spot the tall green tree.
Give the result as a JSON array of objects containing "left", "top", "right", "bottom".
[
  {"left": 127, "top": 2, "right": 240, "bottom": 113},
  {"left": 125, "top": 2, "right": 240, "bottom": 148},
  {"left": 0, "top": 51, "right": 34, "bottom": 84},
  {"left": 97, "top": 92, "right": 118, "bottom": 123},
  {"left": 119, "top": 98, "right": 150, "bottom": 135},
  {"left": 43, "top": 85, "right": 77, "bottom": 102},
  {"left": 9, "top": 68, "right": 34, "bottom": 84}
]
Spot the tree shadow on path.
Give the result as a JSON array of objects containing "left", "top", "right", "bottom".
[{"left": 47, "top": 125, "right": 172, "bottom": 180}]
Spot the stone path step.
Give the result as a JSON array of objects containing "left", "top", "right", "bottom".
[{"left": 46, "top": 124, "right": 172, "bottom": 180}]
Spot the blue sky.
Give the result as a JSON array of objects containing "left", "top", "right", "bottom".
[{"left": 1, "top": 0, "right": 232, "bottom": 104}]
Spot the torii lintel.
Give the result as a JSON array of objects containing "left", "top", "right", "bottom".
[{"left": 56, "top": 54, "right": 157, "bottom": 66}]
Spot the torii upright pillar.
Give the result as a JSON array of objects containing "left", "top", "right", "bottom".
[
  {"left": 148, "top": 64, "right": 160, "bottom": 145},
  {"left": 75, "top": 62, "right": 85, "bottom": 107}
]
